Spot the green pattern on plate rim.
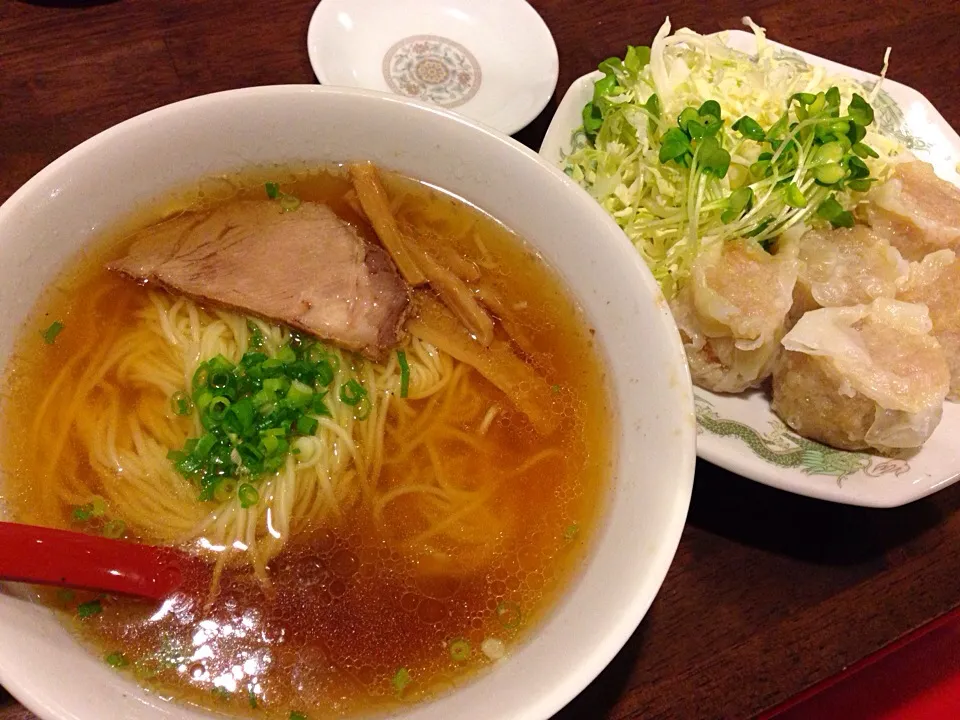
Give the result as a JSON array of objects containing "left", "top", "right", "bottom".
[{"left": 695, "top": 395, "right": 911, "bottom": 482}]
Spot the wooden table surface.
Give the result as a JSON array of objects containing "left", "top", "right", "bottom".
[{"left": 2, "top": 0, "right": 960, "bottom": 718}]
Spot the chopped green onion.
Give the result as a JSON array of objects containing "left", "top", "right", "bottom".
[
  {"left": 339, "top": 379, "right": 367, "bottom": 406},
  {"left": 263, "top": 377, "right": 285, "bottom": 394},
  {"left": 214, "top": 478, "right": 238, "bottom": 504},
  {"left": 89, "top": 495, "right": 108, "bottom": 518},
  {"left": 211, "top": 687, "right": 232, "bottom": 701},
  {"left": 41, "top": 321, "right": 64, "bottom": 345},
  {"left": 72, "top": 504, "right": 93, "bottom": 523},
  {"left": 238, "top": 483, "right": 260, "bottom": 509},
  {"left": 169, "top": 336, "right": 353, "bottom": 502},
  {"left": 265, "top": 182, "right": 280, "bottom": 199},
  {"left": 257, "top": 360, "right": 281, "bottom": 379},
  {"left": 248, "top": 690, "right": 258, "bottom": 709},
  {"left": 207, "top": 367, "right": 231, "bottom": 388},
  {"left": 77, "top": 599, "right": 102, "bottom": 618},
  {"left": 563, "top": 523, "right": 580, "bottom": 541},
  {"left": 296, "top": 415, "right": 319, "bottom": 436},
  {"left": 495, "top": 601, "right": 522, "bottom": 630},
  {"left": 171, "top": 390, "right": 193, "bottom": 416},
  {"left": 192, "top": 363, "right": 210, "bottom": 388},
  {"left": 105, "top": 651, "right": 128, "bottom": 668},
  {"left": 247, "top": 320, "right": 265, "bottom": 349},
  {"left": 262, "top": 431, "right": 281, "bottom": 454},
  {"left": 397, "top": 350, "right": 410, "bottom": 398},
  {"left": 392, "top": 667, "right": 411, "bottom": 694},
  {"left": 194, "top": 389, "right": 214, "bottom": 412},
  {"left": 279, "top": 194, "right": 301, "bottom": 212},
  {"left": 313, "top": 359, "right": 335, "bottom": 387},
  {"left": 449, "top": 638, "right": 471, "bottom": 662},
  {"left": 326, "top": 352, "right": 341, "bottom": 373},
  {"left": 194, "top": 433, "right": 216, "bottom": 459},
  {"left": 550, "top": 384, "right": 561, "bottom": 394},
  {"left": 354, "top": 396, "right": 371, "bottom": 421},
  {"left": 227, "top": 397, "right": 255, "bottom": 433},
  {"left": 286, "top": 379, "right": 313, "bottom": 409},
  {"left": 290, "top": 713, "right": 309, "bottom": 720},
  {"left": 207, "top": 396, "right": 231, "bottom": 422},
  {"left": 102, "top": 518, "right": 126, "bottom": 539},
  {"left": 57, "top": 589, "right": 75, "bottom": 603}
]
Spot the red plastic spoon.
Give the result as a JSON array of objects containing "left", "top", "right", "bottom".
[{"left": 0, "top": 521, "right": 189, "bottom": 600}]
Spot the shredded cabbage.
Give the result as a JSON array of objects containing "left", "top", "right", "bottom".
[{"left": 563, "top": 17, "right": 905, "bottom": 298}]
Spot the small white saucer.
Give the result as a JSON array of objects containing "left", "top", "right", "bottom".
[{"left": 306, "top": 0, "right": 559, "bottom": 135}]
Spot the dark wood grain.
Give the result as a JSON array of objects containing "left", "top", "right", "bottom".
[{"left": 2, "top": 1, "right": 960, "bottom": 718}]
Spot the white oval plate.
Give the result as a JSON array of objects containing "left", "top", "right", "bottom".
[
  {"left": 540, "top": 30, "right": 960, "bottom": 508},
  {"left": 306, "top": 0, "right": 558, "bottom": 136}
]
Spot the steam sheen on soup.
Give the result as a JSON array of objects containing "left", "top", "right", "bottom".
[{"left": 0, "top": 166, "right": 612, "bottom": 718}]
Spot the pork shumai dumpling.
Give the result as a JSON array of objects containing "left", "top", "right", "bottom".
[
  {"left": 671, "top": 237, "right": 798, "bottom": 393},
  {"left": 865, "top": 160, "right": 960, "bottom": 261},
  {"left": 772, "top": 298, "right": 949, "bottom": 454},
  {"left": 897, "top": 249, "right": 960, "bottom": 400},
  {"left": 792, "top": 225, "right": 907, "bottom": 316}
]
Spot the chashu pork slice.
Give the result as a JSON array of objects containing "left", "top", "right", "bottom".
[{"left": 109, "top": 201, "right": 410, "bottom": 359}]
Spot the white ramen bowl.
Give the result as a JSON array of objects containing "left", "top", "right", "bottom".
[{"left": 0, "top": 86, "right": 695, "bottom": 720}]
